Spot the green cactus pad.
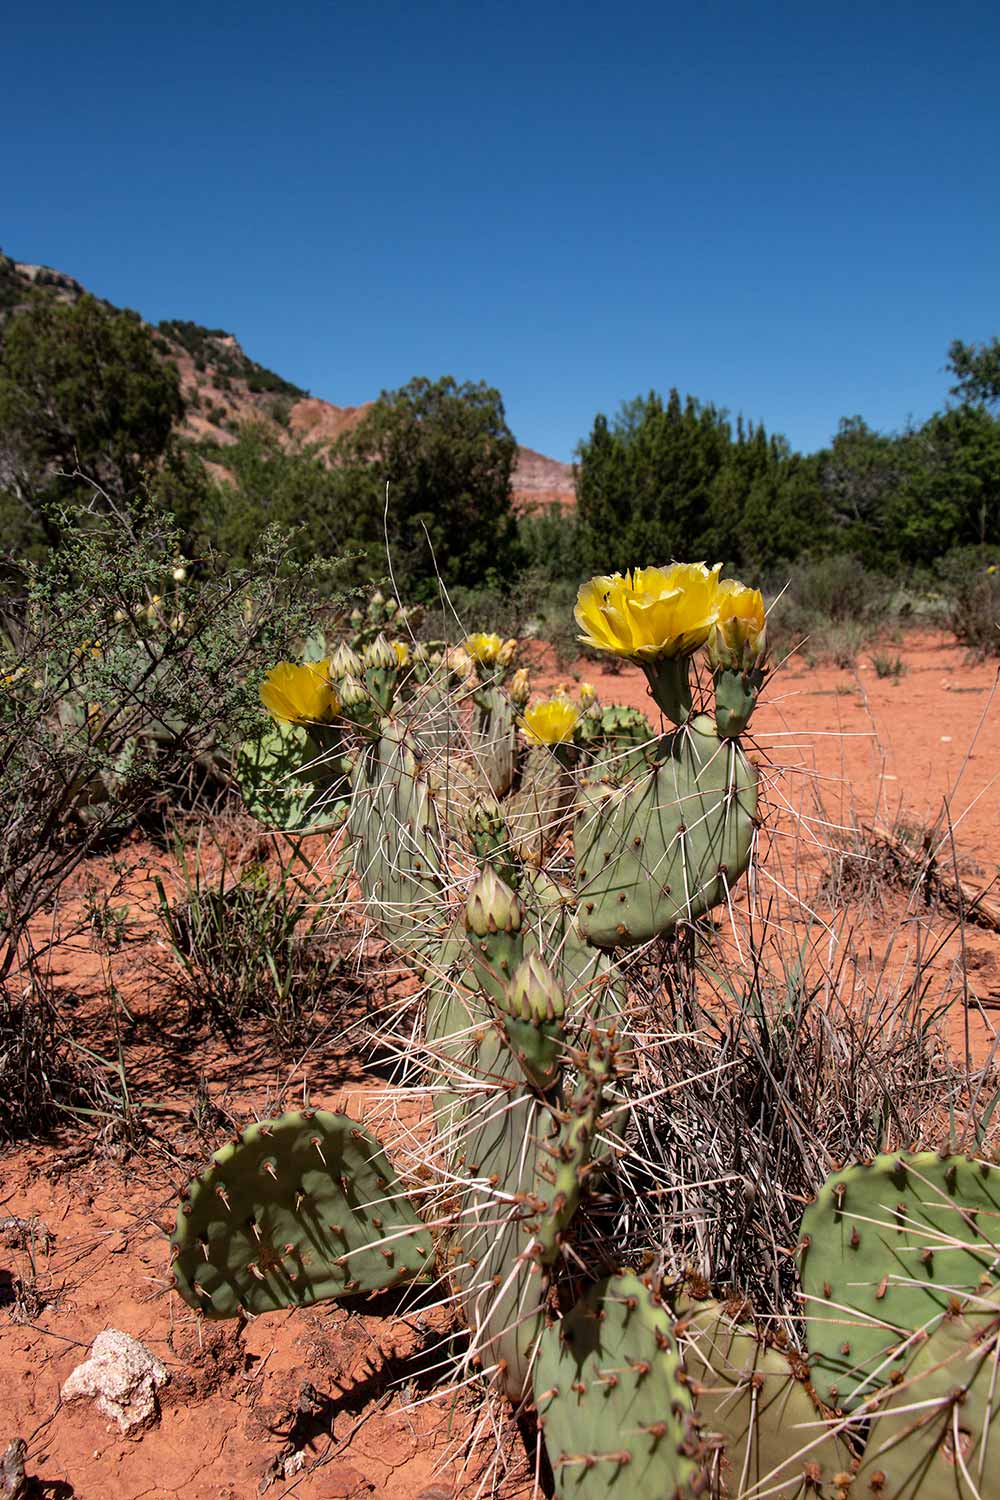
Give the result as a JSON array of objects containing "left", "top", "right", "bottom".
[
  {"left": 169, "top": 1110, "right": 433, "bottom": 1318},
  {"left": 534, "top": 1272, "right": 702, "bottom": 1499},
  {"left": 507, "top": 745, "right": 573, "bottom": 866},
  {"left": 574, "top": 715, "right": 758, "bottom": 950},
  {"left": 473, "top": 683, "right": 517, "bottom": 799},
  {"left": 799, "top": 1152, "right": 1000, "bottom": 1412},
  {"left": 854, "top": 1286, "right": 1000, "bottom": 1499},
  {"left": 581, "top": 702, "right": 657, "bottom": 784},
  {"left": 348, "top": 724, "right": 446, "bottom": 951},
  {"left": 677, "top": 1298, "right": 853, "bottom": 1498},
  {"left": 235, "top": 721, "right": 349, "bottom": 831},
  {"left": 451, "top": 1081, "right": 550, "bottom": 1398}
]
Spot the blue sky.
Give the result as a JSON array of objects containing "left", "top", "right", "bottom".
[{"left": 6, "top": 2, "right": 998, "bottom": 462}]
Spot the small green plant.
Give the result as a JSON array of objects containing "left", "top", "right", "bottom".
[
  {"left": 154, "top": 828, "right": 330, "bottom": 1053},
  {"left": 872, "top": 650, "right": 905, "bottom": 679}
]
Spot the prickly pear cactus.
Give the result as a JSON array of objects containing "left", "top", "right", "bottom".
[
  {"left": 580, "top": 702, "right": 657, "bottom": 784},
  {"left": 676, "top": 1297, "right": 853, "bottom": 1498},
  {"left": 800, "top": 1152, "right": 1000, "bottom": 1412},
  {"left": 347, "top": 723, "right": 446, "bottom": 952},
  {"left": 496, "top": 952, "right": 567, "bottom": 1090},
  {"left": 575, "top": 714, "right": 758, "bottom": 949},
  {"left": 506, "top": 745, "right": 573, "bottom": 866},
  {"left": 533, "top": 1272, "right": 703, "bottom": 1498},
  {"left": 169, "top": 1110, "right": 433, "bottom": 1317},
  {"left": 451, "top": 1074, "right": 551, "bottom": 1398},
  {"left": 473, "top": 683, "right": 517, "bottom": 800},
  {"left": 235, "top": 721, "right": 349, "bottom": 831},
  {"left": 854, "top": 1285, "right": 1000, "bottom": 1499}
]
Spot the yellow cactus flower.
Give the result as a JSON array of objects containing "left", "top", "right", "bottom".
[
  {"left": 520, "top": 697, "right": 581, "bottom": 745},
  {"left": 392, "top": 639, "right": 410, "bottom": 667},
  {"left": 260, "top": 660, "right": 339, "bottom": 725},
  {"left": 463, "top": 632, "right": 504, "bottom": 665},
  {"left": 708, "top": 579, "right": 766, "bottom": 669},
  {"left": 574, "top": 563, "right": 723, "bottom": 662}
]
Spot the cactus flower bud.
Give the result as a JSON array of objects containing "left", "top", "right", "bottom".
[
  {"left": 497, "top": 637, "right": 518, "bottom": 667},
  {"left": 337, "top": 674, "right": 368, "bottom": 710},
  {"left": 508, "top": 667, "right": 531, "bottom": 705},
  {"left": 330, "top": 642, "right": 363, "bottom": 679},
  {"left": 392, "top": 639, "right": 410, "bottom": 667},
  {"left": 363, "top": 633, "right": 396, "bottom": 671},
  {"left": 506, "top": 952, "right": 565, "bottom": 1025},
  {"left": 465, "top": 865, "right": 521, "bottom": 937},
  {"left": 466, "top": 794, "right": 505, "bottom": 843},
  {"left": 707, "top": 580, "right": 766, "bottom": 670},
  {"left": 447, "top": 645, "right": 475, "bottom": 681}
]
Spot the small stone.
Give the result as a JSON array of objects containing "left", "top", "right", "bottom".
[{"left": 62, "top": 1329, "right": 169, "bottom": 1435}]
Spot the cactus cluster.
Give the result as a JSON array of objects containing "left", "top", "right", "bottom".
[{"left": 165, "top": 573, "right": 1000, "bottom": 1494}]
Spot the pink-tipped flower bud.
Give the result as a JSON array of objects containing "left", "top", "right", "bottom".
[
  {"left": 506, "top": 952, "right": 565, "bottom": 1024},
  {"left": 465, "top": 865, "right": 521, "bottom": 937}
]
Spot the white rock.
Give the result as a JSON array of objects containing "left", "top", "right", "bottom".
[{"left": 62, "top": 1329, "right": 169, "bottom": 1434}]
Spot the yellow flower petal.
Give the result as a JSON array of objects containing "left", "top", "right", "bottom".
[
  {"left": 520, "top": 697, "right": 581, "bottom": 745},
  {"left": 260, "top": 660, "right": 339, "bottom": 725},
  {"left": 574, "top": 563, "right": 723, "bottom": 661},
  {"left": 708, "top": 579, "right": 766, "bottom": 668},
  {"left": 463, "top": 632, "right": 504, "bottom": 665}
]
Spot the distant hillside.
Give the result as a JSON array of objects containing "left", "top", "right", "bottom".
[{"left": 0, "top": 253, "right": 575, "bottom": 510}]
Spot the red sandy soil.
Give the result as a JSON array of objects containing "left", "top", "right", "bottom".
[{"left": 3, "top": 630, "right": 1000, "bottom": 1499}]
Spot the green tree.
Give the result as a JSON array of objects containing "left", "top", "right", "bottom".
[
  {"left": 892, "top": 405, "right": 1000, "bottom": 562},
  {"left": 575, "top": 390, "right": 731, "bottom": 572},
  {"left": 817, "top": 416, "right": 906, "bottom": 565},
  {"left": 206, "top": 423, "right": 347, "bottom": 569},
  {"left": 947, "top": 337, "right": 1000, "bottom": 408},
  {"left": 0, "top": 294, "right": 183, "bottom": 542},
  {"left": 330, "top": 375, "right": 518, "bottom": 593}
]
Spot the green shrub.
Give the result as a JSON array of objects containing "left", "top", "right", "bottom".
[
  {"left": 936, "top": 544, "right": 1000, "bottom": 655},
  {"left": 0, "top": 496, "right": 318, "bottom": 983},
  {"left": 154, "top": 828, "right": 332, "bottom": 1054},
  {"left": 766, "top": 554, "right": 895, "bottom": 664}
]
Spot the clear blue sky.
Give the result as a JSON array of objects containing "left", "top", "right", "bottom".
[{"left": 5, "top": 2, "right": 998, "bottom": 462}]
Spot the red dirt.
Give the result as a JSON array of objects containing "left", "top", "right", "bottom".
[{"left": 3, "top": 630, "right": 1000, "bottom": 1498}]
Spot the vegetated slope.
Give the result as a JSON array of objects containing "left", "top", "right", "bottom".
[{"left": 0, "top": 252, "right": 575, "bottom": 510}]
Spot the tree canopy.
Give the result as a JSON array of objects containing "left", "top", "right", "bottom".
[
  {"left": 330, "top": 375, "right": 519, "bottom": 593},
  {"left": 0, "top": 294, "right": 182, "bottom": 514}
]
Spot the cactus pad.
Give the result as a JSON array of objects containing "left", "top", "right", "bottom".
[
  {"left": 507, "top": 745, "right": 573, "bottom": 866},
  {"left": 799, "top": 1152, "right": 1000, "bottom": 1412},
  {"left": 574, "top": 715, "right": 757, "bottom": 949},
  {"left": 534, "top": 1272, "right": 702, "bottom": 1498},
  {"left": 854, "top": 1285, "right": 1000, "bottom": 1499},
  {"left": 169, "top": 1110, "right": 433, "bottom": 1318},
  {"left": 676, "top": 1297, "right": 853, "bottom": 1498},
  {"left": 235, "top": 722, "right": 349, "bottom": 830},
  {"left": 348, "top": 724, "right": 446, "bottom": 951},
  {"left": 451, "top": 1082, "right": 550, "bottom": 1397}
]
